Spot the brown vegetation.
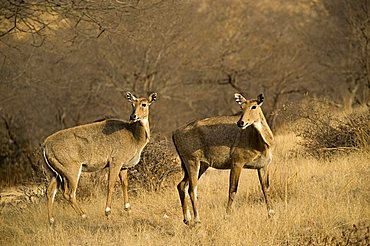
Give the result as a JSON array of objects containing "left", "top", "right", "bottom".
[
  {"left": 297, "top": 101, "right": 370, "bottom": 159},
  {"left": 128, "top": 135, "right": 181, "bottom": 192},
  {"left": 0, "top": 0, "right": 369, "bottom": 245},
  {"left": 1, "top": 122, "right": 369, "bottom": 245},
  {"left": 1, "top": 0, "right": 369, "bottom": 187}
]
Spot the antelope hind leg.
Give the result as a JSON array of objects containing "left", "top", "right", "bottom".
[
  {"left": 63, "top": 175, "right": 87, "bottom": 219},
  {"left": 47, "top": 176, "right": 58, "bottom": 226},
  {"left": 177, "top": 173, "right": 191, "bottom": 224}
]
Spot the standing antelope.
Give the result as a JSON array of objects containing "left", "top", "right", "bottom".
[
  {"left": 173, "top": 93, "right": 275, "bottom": 224},
  {"left": 42, "top": 92, "right": 157, "bottom": 225}
]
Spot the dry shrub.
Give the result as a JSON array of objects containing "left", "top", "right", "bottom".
[
  {"left": 128, "top": 134, "right": 181, "bottom": 192},
  {"left": 295, "top": 224, "right": 370, "bottom": 245},
  {"left": 0, "top": 114, "right": 43, "bottom": 188},
  {"left": 76, "top": 171, "right": 108, "bottom": 201},
  {"left": 296, "top": 100, "right": 369, "bottom": 159}
]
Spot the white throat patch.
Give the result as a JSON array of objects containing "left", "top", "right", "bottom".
[
  {"left": 140, "top": 117, "right": 149, "bottom": 125},
  {"left": 253, "top": 120, "right": 262, "bottom": 131}
]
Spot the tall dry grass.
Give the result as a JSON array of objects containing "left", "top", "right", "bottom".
[{"left": 1, "top": 108, "right": 370, "bottom": 245}]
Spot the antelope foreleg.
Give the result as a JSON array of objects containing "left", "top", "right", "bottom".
[
  {"left": 258, "top": 167, "right": 274, "bottom": 217},
  {"left": 105, "top": 167, "right": 120, "bottom": 216},
  {"left": 119, "top": 169, "right": 131, "bottom": 211},
  {"left": 227, "top": 165, "right": 242, "bottom": 214}
]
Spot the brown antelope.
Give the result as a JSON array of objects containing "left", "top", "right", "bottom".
[
  {"left": 173, "top": 93, "right": 275, "bottom": 224},
  {"left": 42, "top": 92, "right": 157, "bottom": 225}
]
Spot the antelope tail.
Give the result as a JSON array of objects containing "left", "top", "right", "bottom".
[
  {"left": 42, "top": 146, "right": 63, "bottom": 187},
  {"left": 172, "top": 132, "right": 187, "bottom": 175}
]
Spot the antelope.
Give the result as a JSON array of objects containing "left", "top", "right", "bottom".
[
  {"left": 42, "top": 92, "right": 157, "bottom": 225},
  {"left": 173, "top": 93, "right": 275, "bottom": 224}
]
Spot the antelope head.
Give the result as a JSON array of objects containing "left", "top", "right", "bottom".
[
  {"left": 234, "top": 93, "right": 264, "bottom": 129},
  {"left": 127, "top": 92, "right": 157, "bottom": 123}
]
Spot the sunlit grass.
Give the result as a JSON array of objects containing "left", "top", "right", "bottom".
[{"left": 1, "top": 133, "right": 369, "bottom": 245}]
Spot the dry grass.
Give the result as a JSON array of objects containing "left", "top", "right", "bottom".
[{"left": 1, "top": 132, "right": 370, "bottom": 245}]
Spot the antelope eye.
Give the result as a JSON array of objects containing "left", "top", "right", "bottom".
[
  {"left": 142, "top": 103, "right": 147, "bottom": 107},
  {"left": 251, "top": 105, "right": 257, "bottom": 110}
]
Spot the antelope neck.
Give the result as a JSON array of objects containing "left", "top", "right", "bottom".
[
  {"left": 132, "top": 118, "right": 150, "bottom": 143},
  {"left": 253, "top": 111, "right": 274, "bottom": 147}
]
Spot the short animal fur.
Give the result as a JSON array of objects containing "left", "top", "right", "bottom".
[
  {"left": 43, "top": 92, "right": 157, "bottom": 225},
  {"left": 173, "top": 93, "right": 275, "bottom": 224}
]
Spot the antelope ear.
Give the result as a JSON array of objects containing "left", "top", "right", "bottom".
[
  {"left": 127, "top": 92, "right": 137, "bottom": 102},
  {"left": 234, "top": 93, "right": 246, "bottom": 105},
  {"left": 257, "top": 93, "right": 264, "bottom": 106},
  {"left": 148, "top": 93, "right": 157, "bottom": 104}
]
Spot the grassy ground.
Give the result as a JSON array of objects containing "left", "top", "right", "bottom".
[{"left": 1, "top": 132, "right": 369, "bottom": 245}]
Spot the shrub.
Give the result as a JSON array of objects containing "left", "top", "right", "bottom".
[
  {"left": 0, "top": 114, "right": 43, "bottom": 188},
  {"left": 297, "top": 101, "right": 369, "bottom": 159},
  {"left": 128, "top": 134, "right": 181, "bottom": 192}
]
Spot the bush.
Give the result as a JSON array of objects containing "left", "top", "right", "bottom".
[
  {"left": 128, "top": 134, "right": 181, "bottom": 192},
  {"left": 297, "top": 102, "right": 370, "bottom": 159},
  {"left": 0, "top": 114, "right": 43, "bottom": 188}
]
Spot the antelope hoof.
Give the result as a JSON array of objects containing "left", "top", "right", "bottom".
[
  {"left": 223, "top": 212, "right": 231, "bottom": 220},
  {"left": 105, "top": 207, "right": 111, "bottom": 217},
  {"left": 183, "top": 219, "right": 191, "bottom": 225},
  {"left": 124, "top": 203, "right": 131, "bottom": 211},
  {"left": 268, "top": 209, "right": 275, "bottom": 218},
  {"left": 49, "top": 217, "right": 55, "bottom": 226}
]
